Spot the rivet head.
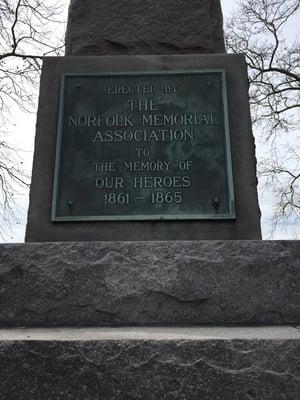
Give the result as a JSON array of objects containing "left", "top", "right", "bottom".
[{"left": 212, "top": 197, "right": 220, "bottom": 211}]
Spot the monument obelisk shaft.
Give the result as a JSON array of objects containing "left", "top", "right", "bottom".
[{"left": 65, "top": 0, "right": 225, "bottom": 55}]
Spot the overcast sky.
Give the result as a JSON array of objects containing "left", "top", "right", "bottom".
[{"left": 1, "top": 0, "right": 299, "bottom": 242}]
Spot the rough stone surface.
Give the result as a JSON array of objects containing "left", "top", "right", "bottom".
[
  {"left": 25, "top": 54, "right": 261, "bottom": 241},
  {"left": 65, "top": 0, "right": 225, "bottom": 56},
  {"left": 0, "top": 327, "right": 299, "bottom": 399},
  {"left": 0, "top": 241, "right": 299, "bottom": 327}
]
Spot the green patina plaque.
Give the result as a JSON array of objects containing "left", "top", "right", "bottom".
[{"left": 52, "top": 70, "right": 235, "bottom": 221}]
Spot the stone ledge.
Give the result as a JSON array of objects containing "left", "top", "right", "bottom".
[
  {"left": 0, "top": 240, "right": 299, "bottom": 326},
  {"left": 0, "top": 326, "right": 300, "bottom": 341},
  {"left": 0, "top": 326, "right": 299, "bottom": 399}
]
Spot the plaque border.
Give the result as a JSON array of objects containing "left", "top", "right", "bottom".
[{"left": 51, "top": 69, "right": 235, "bottom": 222}]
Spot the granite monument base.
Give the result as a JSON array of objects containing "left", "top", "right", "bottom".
[
  {"left": 0, "top": 327, "right": 299, "bottom": 399},
  {"left": 0, "top": 240, "right": 299, "bottom": 398},
  {"left": 0, "top": 241, "right": 299, "bottom": 327}
]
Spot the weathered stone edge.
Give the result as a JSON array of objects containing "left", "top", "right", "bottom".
[
  {"left": 1, "top": 326, "right": 300, "bottom": 341},
  {"left": 0, "top": 327, "right": 299, "bottom": 400}
]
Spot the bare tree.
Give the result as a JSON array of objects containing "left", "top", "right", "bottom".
[
  {"left": 225, "top": 0, "right": 300, "bottom": 236},
  {"left": 0, "top": 0, "right": 65, "bottom": 237}
]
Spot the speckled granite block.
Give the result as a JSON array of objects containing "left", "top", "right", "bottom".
[
  {"left": 0, "top": 327, "right": 299, "bottom": 400},
  {"left": 0, "top": 241, "right": 299, "bottom": 326},
  {"left": 65, "top": 0, "right": 225, "bottom": 56}
]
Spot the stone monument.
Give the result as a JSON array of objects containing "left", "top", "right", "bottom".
[
  {"left": 0, "top": 1, "right": 299, "bottom": 399},
  {"left": 25, "top": 0, "right": 261, "bottom": 242}
]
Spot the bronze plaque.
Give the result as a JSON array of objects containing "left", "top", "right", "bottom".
[{"left": 52, "top": 70, "right": 235, "bottom": 221}]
